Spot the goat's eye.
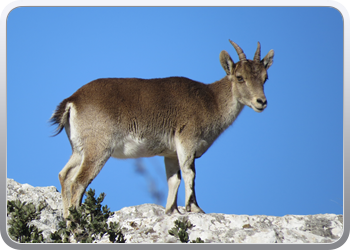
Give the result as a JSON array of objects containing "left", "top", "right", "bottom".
[{"left": 236, "top": 76, "right": 244, "bottom": 82}]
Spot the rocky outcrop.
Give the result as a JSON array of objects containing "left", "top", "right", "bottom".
[
  {"left": 103, "top": 205, "right": 343, "bottom": 243},
  {"left": 6, "top": 178, "right": 343, "bottom": 243}
]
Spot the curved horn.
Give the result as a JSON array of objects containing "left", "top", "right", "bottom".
[
  {"left": 253, "top": 42, "right": 261, "bottom": 62},
  {"left": 229, "top": 40, "right": 247, "bottom": 62}
]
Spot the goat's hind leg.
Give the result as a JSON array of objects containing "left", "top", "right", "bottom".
[
  {"left": 68, "top": 145, "right": 111, "bottom": 214},
  {"left": 59, "top": 152, "right": 81, "bottom": 218}
]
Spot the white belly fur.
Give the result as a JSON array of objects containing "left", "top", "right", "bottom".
[{"left": 111, "top": 134, "right": 176, "bottom": 159}]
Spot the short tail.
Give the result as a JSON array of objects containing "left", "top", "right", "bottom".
[{"left": 50, "top": 99, "right": 71, "bottom": 136}]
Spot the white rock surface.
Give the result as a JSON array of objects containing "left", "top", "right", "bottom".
[{"left": 6, "top": 178, "right": 343, "bottom": 243}]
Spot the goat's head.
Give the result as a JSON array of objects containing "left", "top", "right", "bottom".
[{"left": 220, "top": 40, "right": 274, "bottom": 112}]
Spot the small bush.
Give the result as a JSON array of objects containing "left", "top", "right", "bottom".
[
  {"left": 7, "top": 200, "right": 47, "bottom": 243},
  {"left": 50, "top": 188, "right": 125, "bottom": 243},
  {"left": 168, "top": 217, "right": 204, "bottom": 243},
  {"left": 7, "top": 189, "right": 125, "bottom": 243},
  {"left": 191, "top": 237, "right": 205, "bottom": 243}
]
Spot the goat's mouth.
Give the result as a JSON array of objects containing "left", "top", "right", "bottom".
[{"left": 251, "top": 104, "right": 265, "bottom": 113}]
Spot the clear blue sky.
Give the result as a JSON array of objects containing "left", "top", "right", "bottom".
[{"left": 7, "top": 7, "right": 343, "bottom": 216}]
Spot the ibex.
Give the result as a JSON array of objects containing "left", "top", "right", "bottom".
[{"left": 51, "top": 40, "right": 274, "bottom": 218}]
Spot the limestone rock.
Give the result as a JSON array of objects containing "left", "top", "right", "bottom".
[
  {"left": 103, "top": 204, "right": 343, "bottom": 243},
  {"left": 6, "top": 178, "right": 343, "bottom": 243}
]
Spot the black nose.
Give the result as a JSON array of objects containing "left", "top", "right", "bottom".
[{"left": 257, "top": 98, "right": 267, "bottom": 106}]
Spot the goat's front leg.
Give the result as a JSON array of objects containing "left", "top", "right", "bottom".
[
  {"left": 176, "top": 144, "right": 205, "bottom": 213},
  {"left": 164, "top": 156, "right": 181, "bottom": 215}
]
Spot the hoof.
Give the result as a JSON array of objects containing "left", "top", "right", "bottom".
[
  {"left": 165, "top": 207, "right": 182, "bottom": 215},
  {"left": 186, "top": 204, "right": 205, "bottom": 214}
]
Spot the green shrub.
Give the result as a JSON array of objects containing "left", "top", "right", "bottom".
[
  {"left": 7, "top": 200, "right": 47, "bottom": 243},
  {"left": 168, "top": 217, "right": 204, "bottom": 243},
  {"left": 7, "top": 189, "right": 125, "bottom": 243},
  {"left": 50, "top": 188, "right": 125, "bottom": 243}
]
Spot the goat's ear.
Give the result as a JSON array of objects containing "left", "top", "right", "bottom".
[
  {"left": 220, "top": 50, "right": 235, "bottom": 75},
  {"left": 262, "top": 49, "right": 274, "bottom": 70}
]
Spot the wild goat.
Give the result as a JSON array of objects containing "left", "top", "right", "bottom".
[{"left": 51, "top": 40, "right": 274, "bottom": 218}]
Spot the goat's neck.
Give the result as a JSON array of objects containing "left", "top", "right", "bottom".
[{"left": 209, "top": 76, "right": 245, "bottom": 130}]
